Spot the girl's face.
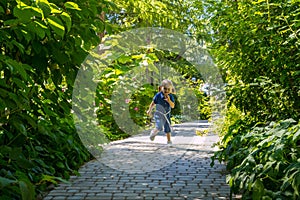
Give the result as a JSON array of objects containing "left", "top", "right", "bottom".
[{"left": 163, "top": 85, "right": 172, "bottom": 94}]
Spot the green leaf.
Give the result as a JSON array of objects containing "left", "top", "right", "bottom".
[
  {"left": 47, "top": 16, "right": 65, "bottom": 37},
  {"left": 252, "top": 179, "right": 264, "bottom": 200},
  {"left": 117, "top": 55, "right": 132, "bottom": 64},
  {"left": 4, "top": 19, "right": 21, "bottom": 26},
  {"left": 281, "top": 176, "right": 292, "bottom": 191},
  {"left": 31, "top": 21, "right": 47, "bottom": 39},
  {"left": 0, "top": 6, "right": 4, "bottom": 14},
  {"left": 293, "top": 129, "right": 300, "bottom": 141},
  {"left": 19, "top": 180, "right": 35, "bottom": 200},
  {"left": 40, "top": 175, "right": 58, "bottom": 184},
  {"left": 36, "top": 0, "right": 51, "bottom": 17},
  {"left": 41, "top": 175, "right": 70, "bottom": 185},
  {"left": 262, "top": 196, "right": 272, "bottom": 200},
  {"left": 11, "top": 40, "right": 25, "bottom": 54},
  {"left": 292, "top": 172, "right": 300, "bottom": 196},
  {"left": 35, "top": 146, "right": 44, "bottom": 151},
  {"left": 56, "top": 162, "right": 65, "bottom": 168},
  {"left": 94, "top": 19, "right": 105, "bottom": 32},
  {"left": 11, "top": 120, "right": 27, "bottom": 136},
  {"left": 105, "top": 24, "right": 113, "bottom": 34},
  {"left": 52, "top": 69, "right": 63, "bottom": 85},
  {"left": 4, "top": 59, "right": 28, "bottom": 80},
  {"left": 49, "top": 3, "right": 62, "bottom": 14},
  {"left": 12, "top": 77, "right": 27, "bottom": 88},
  {"left": 60, "top": 12, "right": 72, "bottom": 32},
  {"left": 14, "top": 6, "right": 43, "bottom": 22},
  {"left": 64, "top": 2, "right": 81, "bottom": 11},
  {"left": 0, "top": 177, "right": 17, "bottom": 188},
  {"left": 21, "top": 28, "right": 33, "bottom": 43},
  {"left": 9, "top": 147, "right": 22, "bottom": 160},
  {"left": 22, "top": 114, "right": 37, "bottom": 128}
]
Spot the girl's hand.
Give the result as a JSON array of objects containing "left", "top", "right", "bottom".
[
  {"left": 164, "top": 94, "right": 175, "bottom": 108},
  {"left": 164, "top": 94, "right": 170, "bottom": 102},
  {"left": 146, "top": 109, "right": 152, "bottom": 116}
]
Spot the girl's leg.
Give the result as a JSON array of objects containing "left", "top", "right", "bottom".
[
  {"left": 152, "top": 128, "right": 159, "bottom": 135},
  {"left": 164, "top": 116, "right": 172, "bottom": 144},
  {"left": 150, "top": 128, "right": 159, "bottom": 141},
  {"left": 166, "top": 132, "right": 171, "bottom": 142},
  {"left": 150, "top": 113, "right": 163, "bottom": 141}
]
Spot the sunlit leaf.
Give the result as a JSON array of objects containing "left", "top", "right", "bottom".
[
  {"left": 46, "top": 16, "right": 65, "bottom": 37},
  {"left": 36, "top": 0, "right": 51, "bottom": 17},
  {"left": 60, "top": 12, "right": 72, "bottom": 32},
  {"left": 64, "top": 2, "right": 81, "bottom": 11}
]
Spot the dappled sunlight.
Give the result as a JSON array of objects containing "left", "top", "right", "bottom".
[{"left": 96, "top": 121, "right": 219, "bottom": 174}]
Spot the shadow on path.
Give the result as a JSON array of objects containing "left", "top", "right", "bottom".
[{"left": 44, "top": 121, "right": 240, "bottom": 200}]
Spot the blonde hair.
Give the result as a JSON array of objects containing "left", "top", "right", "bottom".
[{"left": 158, "top": 79, "right": 176, "bottom": 94}]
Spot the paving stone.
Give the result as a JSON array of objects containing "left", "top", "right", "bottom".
[
  {"left": 43, "top": 196, "right": 53, "bottom": 200},
  {"left": 42, "top": 121, "right": 241, "bottom": 200},
  {"left": 49, "top": 197, "right": 66, "bottom": 200}
]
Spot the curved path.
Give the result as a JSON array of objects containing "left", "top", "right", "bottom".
[{"left": 44, "top": 121, "right": 239, "bottom": 200}]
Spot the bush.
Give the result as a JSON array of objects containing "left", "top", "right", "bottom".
[
  {"left": 212, "top": 119, "right": 300, "bottom": 199},
  {"left": 0, "top": 0, "right": 111, "bottom": 198}
]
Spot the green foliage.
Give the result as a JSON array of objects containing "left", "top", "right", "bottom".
[
  {"left": 0, "top": 0, "right": 211, "bottom": 199},
  {"left": 213, "top": 119, "right": 300, "bottom": 199},
  {"left": 206, "top": 0, "right": 300, "bottom": 198},
  {"left": 95, "top": 48, "right": 210, "bottom": 140},
  {"left": 206, "top": 0, "right": 300, "bottom": 121},
  {"left": 109, "top": 0, "right": 204, "bottom": 34},
  {"left": 0, "top": 0, "right": 112, "bottom": 199}
]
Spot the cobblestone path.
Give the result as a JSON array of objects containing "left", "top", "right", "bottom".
[{"left": 44, "top": 121, "right": 238, "bottom": 200}]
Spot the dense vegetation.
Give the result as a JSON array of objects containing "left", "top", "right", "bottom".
[
  {"left": 0, "top": 0, "right": 111, "bottom": 198},
  {"left": 92, "top": 48, "right": 210, "bottom": 141},
  {"left": 206, "top": 1, "right": 300, "bottom": 199},
  {"left": 1, "top": 0, "right": 299, "bottom": 199},
  {"left": 0, "top": 0, "right": 208, "bottom": 199}
]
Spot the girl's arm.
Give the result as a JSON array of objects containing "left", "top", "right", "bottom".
[{"left": 146, "top": 101, "right": 155, "bottom": 116}]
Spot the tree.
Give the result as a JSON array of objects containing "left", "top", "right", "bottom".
[
  {"left": 0, "top": 0, "right": 113, "bottom": 198},
  {"left": 1, "top": 0, "right": 211, "bottom": 199}
]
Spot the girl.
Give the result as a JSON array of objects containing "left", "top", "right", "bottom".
[{"left": 146, "top": 79, "right": 175, "bottom": 145}]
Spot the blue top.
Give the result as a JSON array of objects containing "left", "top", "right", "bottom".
[{"left": 153, "top": 92, "right": 175, "bottom": 114}]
